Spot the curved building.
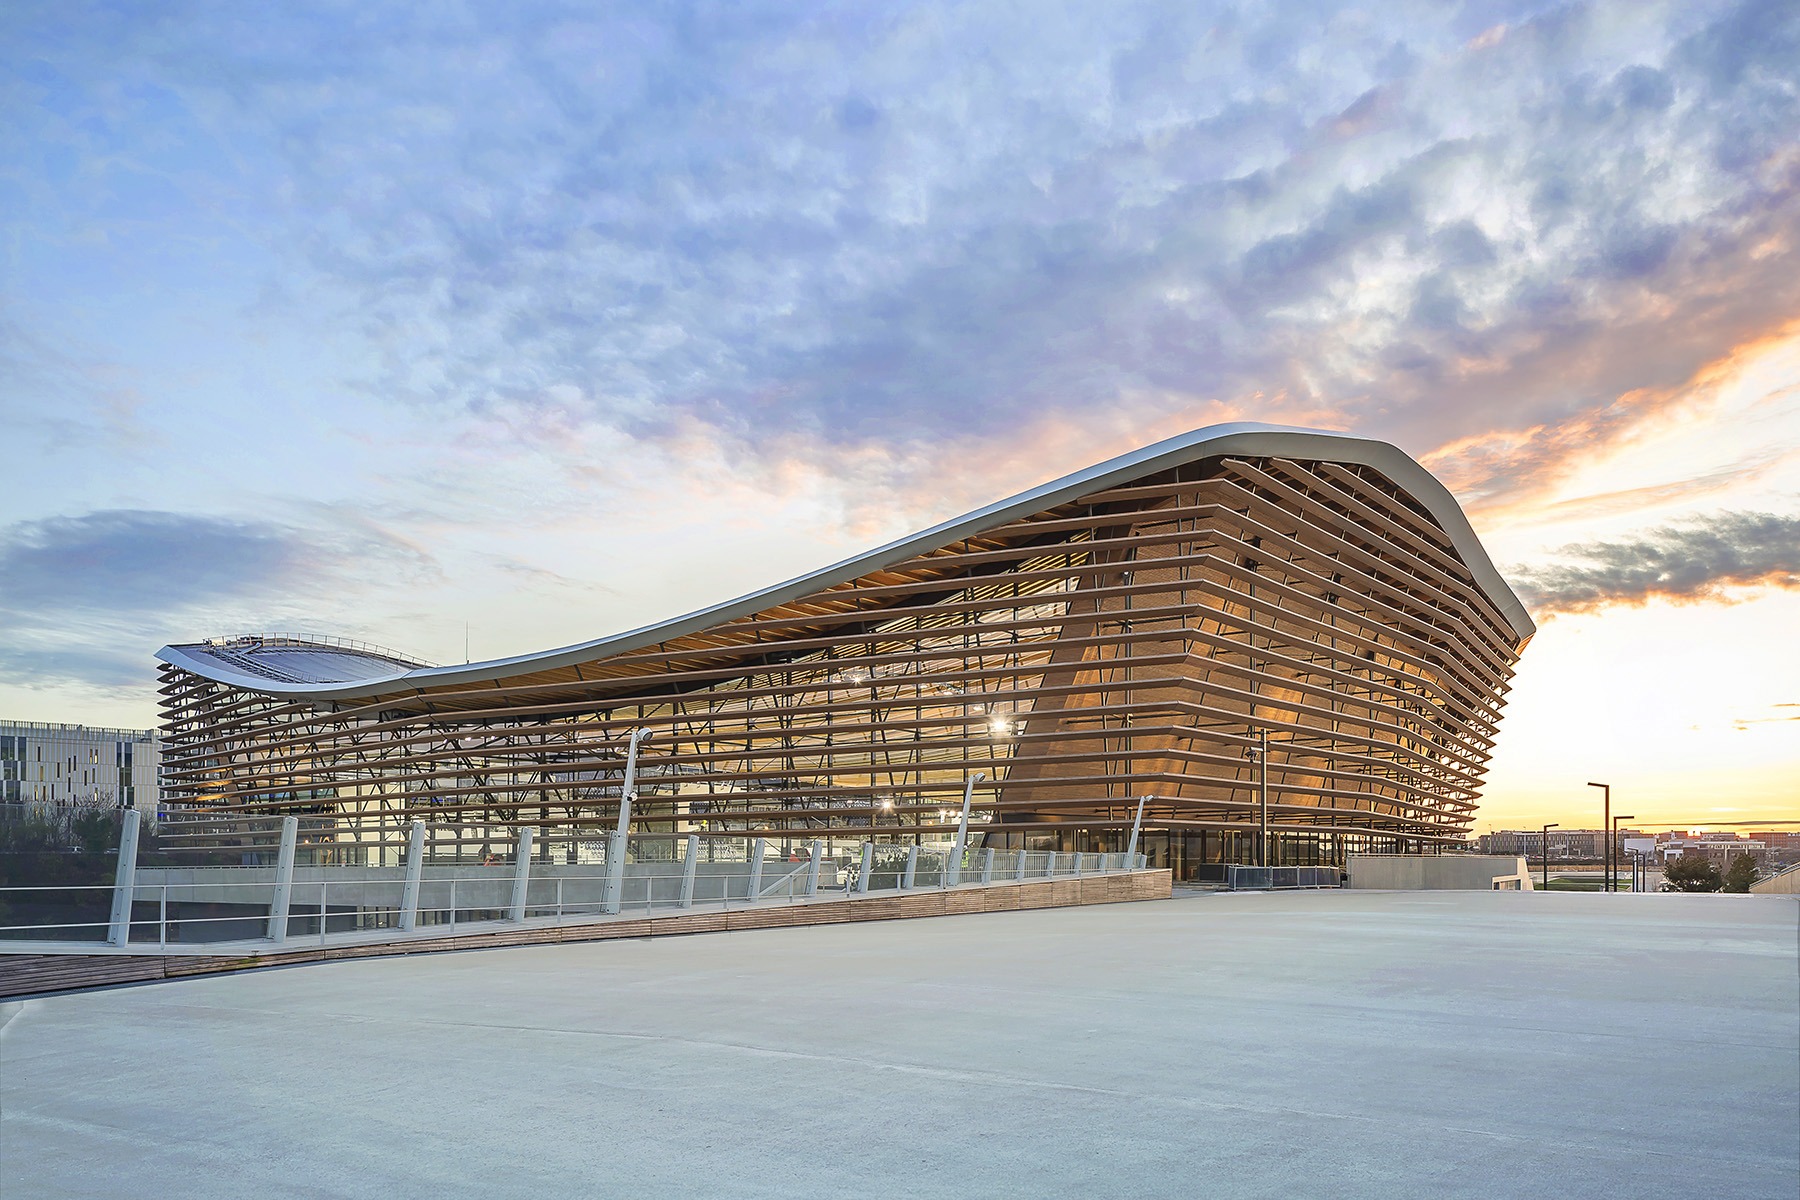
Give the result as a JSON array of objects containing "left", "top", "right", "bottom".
[{"left": 157, "top": 424, "right": 1535, "bottom": 877}]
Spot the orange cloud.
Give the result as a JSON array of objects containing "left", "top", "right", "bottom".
[{"left": 1421, "top": 315, "right": 1800, "bottom": 528}]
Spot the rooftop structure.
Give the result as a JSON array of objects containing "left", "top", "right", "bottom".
[
  {"left": 156, "top": 424, "right": 1534, "bottom": 877},
  {"left": 177, "top": 634, "right": 432, "bottom": 686}
]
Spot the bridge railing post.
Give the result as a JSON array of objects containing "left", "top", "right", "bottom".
[
  {"left": 106, "top": 809, "right": 142, "bottom": 947},
  {"left": 399, "top": 820, "right": 425, "bottom": 932},
  {"left": 680, "top": 834, "right": 700, "bottom": 908},
  {"left": 508, "top": 827, "right": 534, "bottom": 922},
  {"left": 267, "top": 815, "right": 299, "bottom": 942}
]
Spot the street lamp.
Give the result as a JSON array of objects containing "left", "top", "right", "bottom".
[
  {"left": 1612, "top": 815, "right": 1636, "bottom": 894},
  {"left": 1587, "top": 782, "right": 1611, "bottom": 891},
  {"left": 1540, "top": 823, "right": 1559, "bottom": 891}
]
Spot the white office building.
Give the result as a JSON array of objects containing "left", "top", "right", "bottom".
[{"left": 0, "top": 720, "right": 161, "bottom": 809}]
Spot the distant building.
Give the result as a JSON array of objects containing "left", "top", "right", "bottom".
[
  {"left": 1657, "top": 834, "right": 1767, "bottom": 868},
  {"left": 1745, "top": 831, "right": 1800, "bottom": 867},
  {"left": 1479, "top": 828, "right": 1793, "bottom": 873},
  {"left": 1477, "top": 829, "right": 1637, "bottom": 858},
  {"left": 0, "top": 720, "right": 161, "bottom": 809}
]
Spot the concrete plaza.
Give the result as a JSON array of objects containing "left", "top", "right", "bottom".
[{"left": 3, "top": 890, "right": 1795, "bottom": 1198}]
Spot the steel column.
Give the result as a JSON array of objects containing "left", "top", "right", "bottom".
[
  {"left": 1259, "top": 729, "right": 1270, "bottom": 868},
  {"left": 605, "top": 728, "right": 654, "bottom": 915},
  {"left": 747, "top": 837, "right": 766, "bottom": 900},
  {"left": 1125, "top": 795, "right": 1148, "bottom": 865},
  {"left": 947, "top": 772, "right": 985, "bottom": 886}
]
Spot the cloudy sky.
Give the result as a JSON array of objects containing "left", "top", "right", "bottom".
[{"left": 4, "top": 0, "right": 1796, "bottom": 829}]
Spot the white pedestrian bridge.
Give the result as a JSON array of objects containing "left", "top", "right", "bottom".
[{"left": 0, "top": 810, "right": 1157, "bottom": 966}]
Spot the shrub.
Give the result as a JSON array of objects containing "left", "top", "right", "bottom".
[
  {"left": 1665, "top": 853, "right": 1723, "bottom": 893},
  {"left": 1722, "top": 854, "right": 1759, "bottom": 893}
]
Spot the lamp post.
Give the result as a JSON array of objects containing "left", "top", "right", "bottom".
[
  {"left": 1540, "top": 823, "right": 1559, "bottom": 891},
  {"left": 1587, "top": 782, "right": 1611, "bottom": 891},
  {"left": 1612, "top": 815, "right": 1635, "bottom": 894}
]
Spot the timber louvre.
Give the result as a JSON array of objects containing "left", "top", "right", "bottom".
[{"left": 154, "top": 424, "right": 1534, "bottom": 879}]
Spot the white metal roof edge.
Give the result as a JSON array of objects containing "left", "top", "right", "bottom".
[{"left": 157, "top": 422, "right": 1534, "bottom": 702}]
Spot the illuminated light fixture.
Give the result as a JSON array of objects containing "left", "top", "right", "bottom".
[{"left": 839, "top": 667, "right": 872, "bottom": 685}]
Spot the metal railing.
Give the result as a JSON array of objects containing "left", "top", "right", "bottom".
[
  {"left": 202, "top": 632, "right": 435, "bottom": 668},
  {"left": 1187, "top": 864, "right": 1342, "bottom": 890},
  {"left": 0, "top": 811, "right": 1147, "bottom": 950}
]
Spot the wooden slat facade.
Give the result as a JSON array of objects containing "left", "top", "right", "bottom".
[{"left": 155, "top": 449, "right": 1531, "bottom": 878}]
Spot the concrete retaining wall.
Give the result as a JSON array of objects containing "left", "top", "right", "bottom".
[{"left": 1346, "top": 854, "right": 1533, "bottom": 891}]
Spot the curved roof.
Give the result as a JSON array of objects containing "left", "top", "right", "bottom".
[
  {"left": 159, "top": 422, "right": 1534, "bottom": 702},
  {"left": 166, "top": 635, "right": 431, "bottom": 687}
]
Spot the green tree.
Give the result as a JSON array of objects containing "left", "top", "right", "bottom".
[
  {"left": 1665, "top": 853, "right": 1723, "bottom": 893},
  {"left": 1722, "top": 853, "right": 1759, "bottom": 893},
  {"left": 71, "top": 810, "right": 117, "bottom": 855}
]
